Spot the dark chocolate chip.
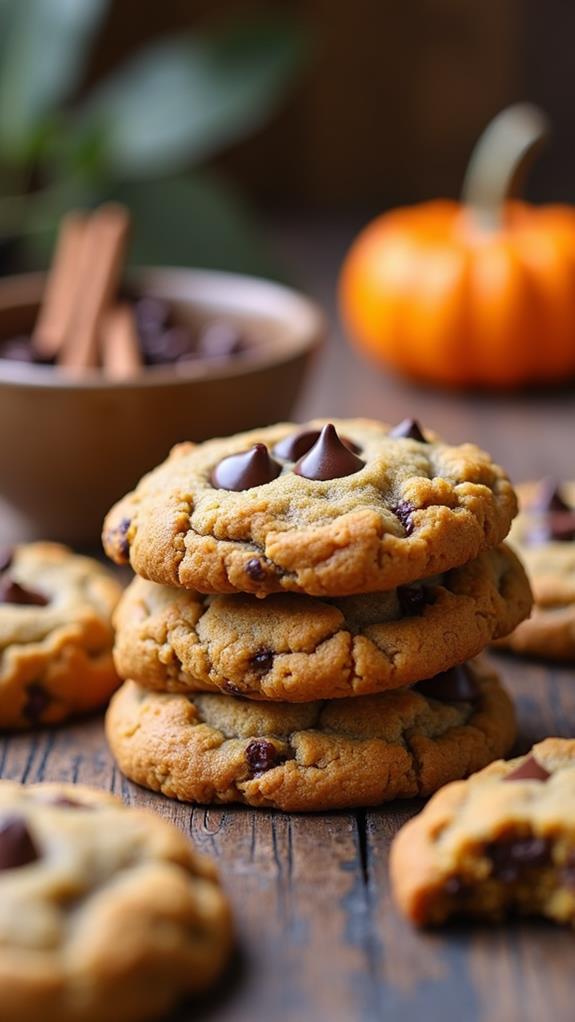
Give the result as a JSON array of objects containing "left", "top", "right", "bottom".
[
  {"left": 0, "top": 548, "right": 13, "bottom": 573},
  {"left": 273, "top": 429, "right": 361, "bottom": 462},
  {"left": 197, "top": 321, "right": 245, "bottom": 359},
  {"left": 415, "top": 664, "right": 480, "bottom": 702},
  {"left": 294, "top": 424, "right": 365, "bottom": 481},
  {"left": 487, "top": 837, "right": 551, "bottom": 883},
  {"left": 22, "top": 683, "right": 52, "bottom": 723},
  {"left": 389, "top": 418, "right": 428, "bottom": 442},
  {"left": 532, "top": 478, "right": 571, "bottom": 514},
  {"left": 245, "top": 739, "right": 279, "bottom": 776},
  {"left": 0, "top": 816, "right": 39, "bottom": 870},
  {"left": 250, "top": 650, "right": 274, "bottom": 673},
  {"left": 392, "top": 500, "right": 416, "bottom": 536},
  {"left": 0, "top": 579, "right": 48, "bottom": 606},
  {"left": 245, "top": 558, "right": 266, "bottom": 581},
  {"left": 397, "top": 585, "right": 436, "bottom": 617},
  {"left": 211, "top": 444, "right": 281, "bottom": 491},
  {"left": 505, "top": 755, "right": 550, "bottom": 783},
  {"left": 114, "top": 518, "right": 131, "bottom": 560}
]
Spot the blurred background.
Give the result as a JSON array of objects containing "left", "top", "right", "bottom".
[{"left": 1, "top": 0, "right": 574, "bottom": 279}]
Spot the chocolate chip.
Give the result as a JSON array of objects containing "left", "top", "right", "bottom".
[
  {"left": 22, "top": 683, "right": 52, "bottom": 723},
  {"left": 211, "top": 444, "right": 281, "bottom": 491},
  {"left": 415, "top": 664, "right": 480, "bottom": 702},
  {"left": 505, "top": 755, "right": 550, "bottom": 783},
  {"left": 0, "top": 548, "right": 13, "bottom": 573},
  {"left": 487, "top": 837, "right": 551, "bottom": 883},
  {"left": 197, "top": 321, "right": 244, "bottom": 359},
  {"left": 115, "top": 518, "right": 131, "bottom": 560},
  {"left": 389, "top": 418, "right": 428, "bottom": 442},
  {"left": 250, "top": 650, "right": 274, "bottom": 673},
  {"left": 245, "top": 558, "right": 266, "bottom": 581},
  {"left": 0, "top": 816, "right": 39, "bottom": 870},
  {"left": 0, "top": 579, "right": 48, "bottom": 606},
  {"left": 392, "top": 500, "right": 416, "bottom": 536},
  {"left": 245, "top": 739, "right": 279, "bottom": 776},
  {"left": 273, "top": 429, "right": 361, "bottom": 462},
  {"left": 397, "top": 585, "right": 436, "bottom": 616},
  {"left": 532, "top": 479, "right": 571, "bottom": 514},
  {"left": 294, "top": 424, "right": 365, "bottom": 481}
]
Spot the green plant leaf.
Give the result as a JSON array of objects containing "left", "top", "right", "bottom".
[
  {"left": 0, "top": 0, "right": 108, "bottom": 161},
  {"left": 114, "top": 175, "right": 282, "bottom": 278},
  {"left": 70, "top": 18, "right": 307, "bottom": 178}
]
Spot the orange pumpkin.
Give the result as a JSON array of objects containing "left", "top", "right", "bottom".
[{"left": 339, "top": 104, "right": 575, "bottom": 388}]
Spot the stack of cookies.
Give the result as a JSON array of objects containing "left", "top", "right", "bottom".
[{"left": 102, "top": 418, "right": 532, "bottom": 812}]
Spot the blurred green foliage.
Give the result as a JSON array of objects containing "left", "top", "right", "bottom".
[{"left": 0, "top": 0, "right": 307, "bottom": 275}]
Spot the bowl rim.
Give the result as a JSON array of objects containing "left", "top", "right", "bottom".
[{"left": 0, "top": 267, "right": 326, "bottom": 391}]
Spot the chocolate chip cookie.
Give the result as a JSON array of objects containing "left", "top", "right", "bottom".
[
  {"left": 0, "top": 780, "right": 231, "bottom": 1022},
  {"left": 106, "top": 659, "right": 515, "bottom": 811},
  {"left": 113, "top": 545, "right": 531, "bottom": 701},
  {"left": 390, "top": 738, "right": 575, "bottom": 927},
  {"left": 0, "top": 543, "right": 121, "bottom": 728},
  {"left": 102, "top": 419, "right": 517, "bottom": 597},
  {"left": 495, "top": 480, "right": 575, "bottom": 660}
]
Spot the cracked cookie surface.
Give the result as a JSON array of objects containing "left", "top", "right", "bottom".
[
  {"left": 114, "top": 545, "right": 531, "bottom": 701},
  {"left": 496, "top": 482, "right": 575, "bottom": 660},
  {"left": 0, "top": 780, "right": 232, "bottom": 1022},
  {"left": 106, "top": 659, "right": 515, "bottom": 811},
  {"left": 0, "top": 544, "right": 122, "bottom": 728},
  {"left": 390, "top": 738, "right": 575, "bottom": 927},
  {"left": 102, "top": 419, "right": 517, "bottom": 597}
]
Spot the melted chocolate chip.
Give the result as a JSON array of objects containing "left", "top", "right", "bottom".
[
  {"left": 250, "top": 650, "right": 274, "bottom": 673},
  {"left": 294, "top": 424, "right": 365, "bottom": 481},
  {"left": 212, "top": 444, "right": 281, "bottom": 491},
  {"left": 389, "top": 418, "right": 428, "bottom": 442},
  {"left": 245, "top": 739, "right": 279, "bottom": 776},
  {"left": 0, "top": 579, "right": 48, "bottom": 606},
  {"left": 505, "top": 755, "right": 550, "bottom": 783},
  {"left": 487, "top": 837, "right": 551, "bottom": 883},
  {"left": 245, "top": 558, "right": 266, "bottom": 582},
  {"left": 22, "top": 683, "right": 52, "bottom": 723},
  {"left": 273, "top": 429, "right": 361, "bottom": 462},
  {"left": 0, "top": 548, "right": 13, "bottom": 573},
  {"left": 116, "top": 518, "right": 131, "bottom": 559},
  {"left": 392, "top": 501, "right": 416, "bottom": 536},
  {"left": 0, "top": 816, "right": 39, "bottom": 870},
  {"left": 415, "top": 664, "right": 479, "bottom": 702},
  {"left": 397, "top": 585, "right": 436, "bottom": 617}
]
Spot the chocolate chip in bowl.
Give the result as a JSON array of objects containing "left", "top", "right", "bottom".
[{"left": 0, "top": 208, "right": 324, "bottom": 544}]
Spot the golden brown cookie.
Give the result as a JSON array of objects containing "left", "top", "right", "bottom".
[
  {"left": 0, "top": 543, "right": 122, "bottom": 728},
  {"left": 113, "top": 545, "right": 531, "bottom": 701},
  {"left": 495, "top": 481, "right": 575, "bottom": 660},
  {"left": 102, "top": 419, "right": 517, "bottom": 597},
  {"left": 106, "top": 659, "right": 516, "bottom": 812},
  {"left": 390, "top": 738, "right": 575, "bottom": 927},
  {"left": 0, "top": 780, "right": 232, "bottom": 1022}
]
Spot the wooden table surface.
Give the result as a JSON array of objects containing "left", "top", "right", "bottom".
[{"left": 2, "top": 218, "right": 574, "bottom": 1021}]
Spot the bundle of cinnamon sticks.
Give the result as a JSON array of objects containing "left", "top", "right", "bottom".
[{"left": 32, "top": 204, "right": 143, "bottom": 378}]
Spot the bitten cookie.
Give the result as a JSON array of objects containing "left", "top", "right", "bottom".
[
  {"left": 102, "top": 418, "right": 517, "bottom": 597},
  {"left": 0, "top": 781, "right": 232, "bottom": 1022},
  {"left": 0, "top": 543, "right": 122, "bottom": 728},
  {"left": 106, "top": 659, "right": 516, "bottom": 812},
  {"left": 495, "top": 480, "right": 575, "bottom": 660},
  {"left": 113, "top": 545, "right": 531, "bottom": 701},
  {"left": 390, "top": 738, "right": 575, "bottom": 927}
]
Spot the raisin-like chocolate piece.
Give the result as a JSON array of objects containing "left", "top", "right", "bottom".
[
  {"left": 245, "top": 739, "right": 279, "bottom": 776},
  {"left": 392, "top": 501, "right": 416, "bottom": 536},
  {"left": 245, "top": 558, "right": 266, "bottom": 582},
  {"left": 0, "top": 816, "right": 39, "bottom": 870},
  {"left": 250, "top": 650, "right": 274, "bottom": 673},
  {"left": 397, "top": 585, "right": 436, "bottom": 617}
]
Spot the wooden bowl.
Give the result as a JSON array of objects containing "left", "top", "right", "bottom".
[{"left": 0, "top": 268, "right": 324, "bottom": 545}]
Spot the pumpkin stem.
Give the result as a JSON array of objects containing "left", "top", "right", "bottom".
[{"left": 462, "top": 103, "right": 549, "bottom": 230}]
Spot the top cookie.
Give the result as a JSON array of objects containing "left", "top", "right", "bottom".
[{"left": 103, "top": 418, "right": 517, "bottom": 597}]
